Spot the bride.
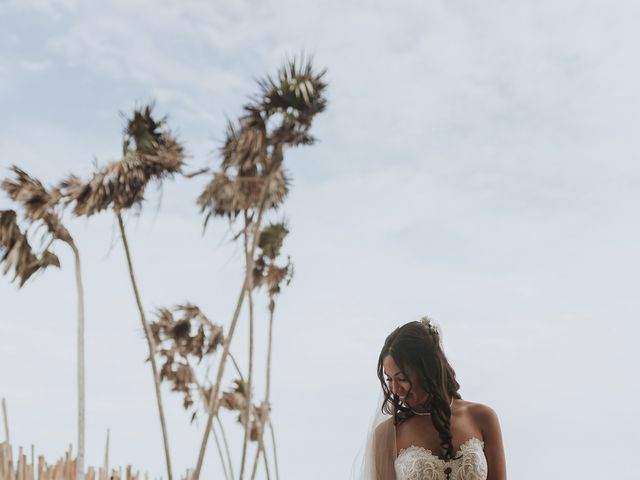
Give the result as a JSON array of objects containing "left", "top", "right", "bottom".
[{"left": 359, "top": 317, "right": 506, "bottom": 480}]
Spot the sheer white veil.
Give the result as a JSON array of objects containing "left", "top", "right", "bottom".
[{"left": 350, "top": 389, "right": 397, "bottom": 480}]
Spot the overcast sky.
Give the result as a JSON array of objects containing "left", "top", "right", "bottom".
[{"left": 1, "top": 1, "right": 639, "bottom": 479}]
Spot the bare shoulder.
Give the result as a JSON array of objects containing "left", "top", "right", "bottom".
[
  {"left": 456, "top": 400, "right": 501, "bottom": 435},
  {"left": 374, "top": 417, "right": 394, "bottom": 437},
  {"left": 459, "top": 400, "right": 507, "bottom": 479}
]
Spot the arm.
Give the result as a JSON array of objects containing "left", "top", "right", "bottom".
[
  {"left": 373, "top": 419, "right": 397, "bottom": 480},
  {"left": 475, "top": 404, "right": 507, "bottom": 480}
]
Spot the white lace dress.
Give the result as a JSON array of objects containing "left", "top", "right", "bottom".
[{"left": 394, "top": 437, "right": 487, "bottom": 480}]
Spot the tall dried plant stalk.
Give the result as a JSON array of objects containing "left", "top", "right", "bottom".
[
  {"left": 192, "top": 186, "right": 271, "bottom": 479},
  {"left": 239, "top": 211, "right": 255, "bottom": 480},
  {"left": 116, "top": 211, "right": 173, "bottom": 480},
  {"left": 60, "top": 105, "right": 185, "bottom": 480},
  {"left": 71, "top": 239, "right": 86, "bottom": 480},
  {"left": 192, "top": 56, "right": 326, "bottom": 479},
  {"left": 249, "top": 300, "right": 277, "bottom": 480}
]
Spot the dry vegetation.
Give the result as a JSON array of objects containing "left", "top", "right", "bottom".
[{"left": 1, "top": 55, "right": 327, "bottom": 480}]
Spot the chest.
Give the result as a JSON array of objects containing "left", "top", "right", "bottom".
[
  {"left": 394, "top": 438, "right": 488, "bottom": 480},
  {"left": 395, "top": 415, "right": 482, "bottom": 459}
]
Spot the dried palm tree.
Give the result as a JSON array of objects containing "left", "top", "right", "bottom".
[
  {"left": 60, "top": 104, "right": 185, "bottom": 480},
  {"left": 192, "top": 55, "right": 327, "bottom": 480},
  {"left": 1, "top": 165, "right": 86, "bottom": 479}
]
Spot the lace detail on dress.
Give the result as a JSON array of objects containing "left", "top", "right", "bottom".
[{"left": 394, "top": 437, "right": 487, "bottom": 480}]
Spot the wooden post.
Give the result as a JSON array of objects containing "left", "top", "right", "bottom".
[
  {"left": 1, "top": 399, "right": 9, "bottom": 443},
  {"left": 103, "top": 430, "right": 109, "bottom": 478}
]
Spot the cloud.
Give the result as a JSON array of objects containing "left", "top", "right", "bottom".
[{"left": 1, "top": 1, "right": 640, "bottom": 478}]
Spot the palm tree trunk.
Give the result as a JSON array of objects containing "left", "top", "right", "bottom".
[
  {"left": 116, "top": 211, "right": 173, "bottom": 480},
  {"left": 70, "top": 241, "right": 86, "bottom": 480},
  {"left": 192, "top": 192, "right": 270, "bottom": 479},
  {"left": 239, "top": 212, "right": 255, "bottom": 480}
]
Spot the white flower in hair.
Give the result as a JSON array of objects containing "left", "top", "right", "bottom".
[{"left": 420, "top": 315, "right": 439, "bottom": 335}]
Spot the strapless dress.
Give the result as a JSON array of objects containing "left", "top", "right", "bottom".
[{"left": 394, "top": 437, "right": 487, "bottom": 480}]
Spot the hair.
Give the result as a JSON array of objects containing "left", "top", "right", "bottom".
[{"left": 377, "top": 318, "right": 462, "bottom": 460}]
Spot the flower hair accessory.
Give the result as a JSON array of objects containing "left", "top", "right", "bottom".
[{"left": 420, "top": 316, "right": 439, "bottom": 336}]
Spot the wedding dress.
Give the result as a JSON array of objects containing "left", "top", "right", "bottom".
[
  {"left": 394, "top": 437, "right": 487, "bottom": 480},
  {"left": 354, "top": 411, "right": 488, "bottom": 480}
]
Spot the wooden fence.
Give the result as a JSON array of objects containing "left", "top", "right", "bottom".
[{"left": 0, "top": 442, "right": 144, "bottom": 480}]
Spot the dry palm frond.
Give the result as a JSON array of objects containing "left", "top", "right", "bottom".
[
  {"left": 41, "top": 212, "right": 73, "bottom": 244},
  {"left": 221, "top": 109, "right": 268, "bottom": 174},
  {"left": 263, "top": 168, "right": 289, "bottom": 208},
  {"left": 257, "top": 55, "right": 328, "bottom": 128},
  {"left": 2, "top": 166, "right": 73, "bottom": 244},
  {"left": 1, "top": 166, "right": 62, "bottom": 221},
  {"left": 142, "top": 134, "right": 185, "bottom": 178},
  {"left": 197, "top": 169, "right": 290, "bottom": 225},
  {"left": 268, "top": 121, "right": 316, "bottom": 149},
  {"left": 60, "top": 157, "right": 148, "bottom": 216},
  {"left": 0, "top": 209, "right": 60, "bottom": 286}
]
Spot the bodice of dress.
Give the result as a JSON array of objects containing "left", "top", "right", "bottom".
[{"left": 394, "top": 437, "right": 487, "bottom": 480}]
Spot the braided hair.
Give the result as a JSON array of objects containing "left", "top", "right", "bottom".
[{"left": 377, "top": 317, "right": 462, "bottom": 460}]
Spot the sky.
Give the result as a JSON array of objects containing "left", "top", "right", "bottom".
[{"left": 1, "top": 0, "right": 639, "bottom": 478}]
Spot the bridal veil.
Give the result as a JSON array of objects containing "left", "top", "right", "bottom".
[{"left": 352, "top": 390, "right": 397, "bottom": 480}]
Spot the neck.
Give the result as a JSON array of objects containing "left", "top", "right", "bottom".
[{"left": 408, "top": 395, "right": 454, "bottom": 415}]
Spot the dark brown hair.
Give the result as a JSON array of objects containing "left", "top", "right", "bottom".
[{"left": 377, "top": 319, "right": 462, "bottom": 460}]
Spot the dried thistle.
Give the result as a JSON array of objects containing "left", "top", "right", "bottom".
[
  {"left": 198, "top": 56, "right": 326, "bottom": 229},
  {"left": 219, "top": 379, "right": 248, "bottom": 412},
  {"left": 258, "top": 222, "right": 289, "bottom": 259},
  {"left": 257, "top": 55, "right": 328, "bottom": 128},
  {"left": 150, "top": 303, "right": 225, "bottom": 420},
  {"left": 60, "top": 104, "right": 185, "bottom": 217},
  {"left": 252, "top": 222, "right": 294, "bottom": 295}
]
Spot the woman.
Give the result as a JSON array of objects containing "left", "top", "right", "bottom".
[{"left": 364, "top": 317, "right": 506, "bottom": 480}]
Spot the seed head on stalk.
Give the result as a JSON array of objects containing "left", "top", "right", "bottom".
[{"left": 59, "top": 104, "right": 185, "bottom": 216}]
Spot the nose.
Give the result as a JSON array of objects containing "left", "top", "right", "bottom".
[{"left": 390, "top": 380, "right": 405, "bottom": 397}]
